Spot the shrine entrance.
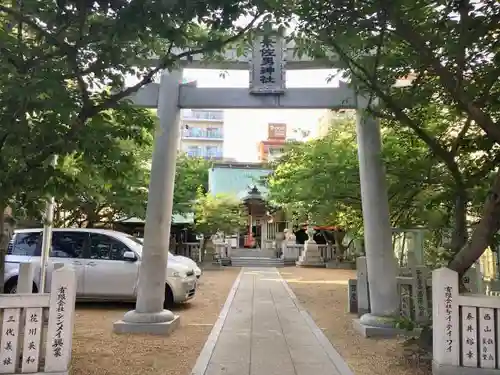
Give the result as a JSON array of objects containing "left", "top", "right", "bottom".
[
  {"left": 241, "top": 186, "right": 266, "bottom": 248},
  {"left": 113, "top": 29, "right": 401, "bottom": 339}
]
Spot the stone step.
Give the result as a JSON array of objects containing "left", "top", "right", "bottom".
[
  {"left": 230, "top": 263, "right": 284, "bottom": 268},
  {"left": 230, "top": 257, "right": 284, "bottom": 268},
  {"left": 230, "top": 250, "right": 276, "bottom": 258},
  {"left": 231, "top": 261, "right": 283, "bottom": 264}
]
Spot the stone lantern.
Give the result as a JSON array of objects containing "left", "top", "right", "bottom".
[{"left": 296, "top": 215, "right": 325, "bottom": 267}]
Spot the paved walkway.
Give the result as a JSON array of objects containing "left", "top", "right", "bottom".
[{"left": 190, "top": 267, "right": 353, "bottom": 375}]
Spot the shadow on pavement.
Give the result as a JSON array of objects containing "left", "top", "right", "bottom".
[{"left": 75, "top": 300, "right": 196, "bottom": 312}]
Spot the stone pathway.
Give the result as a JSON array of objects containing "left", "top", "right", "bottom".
[{"left": 190, "top": 267, "right": 354, "bottom": 375}]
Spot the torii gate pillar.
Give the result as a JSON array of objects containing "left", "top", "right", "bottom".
[
  {"left": 353, "top": 97, "right": 400, "bottom": 337},
  {"left": 114, "top": 70, "right": 183, "bottom": 335}
]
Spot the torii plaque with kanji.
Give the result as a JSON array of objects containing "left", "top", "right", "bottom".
[{"left": 249, "top": 34, "right": 286, "bottom": 95}]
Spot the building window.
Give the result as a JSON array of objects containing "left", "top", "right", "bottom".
[
  {"left": 205, "top": 145, "right": 221, "bottom": 158},
  {"left": 183, "top": 126, "right": 204, "bottom": 138},
  {"left": 206, "top": 128, "right": 222, "bottom": 139},
  {"left": 187, "top": 146, "right": 201, "bottom": 157},
  {"left": 183, "top": 110, "right": 224, "bottom": 121}
]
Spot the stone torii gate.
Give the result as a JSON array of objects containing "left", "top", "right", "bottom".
[{"left": 112, "top": 33, "right": 400, "bottom": 336}]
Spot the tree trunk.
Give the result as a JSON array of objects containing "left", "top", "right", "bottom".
[
  {"left": 200, "top": 237, "right": 207, "bottom": 263},
  {"left": 332, "top": 230, "right": 347, "bottom": 260},
  {"left": 448, "top": 170, "right": 500, "bottom": 276},
  {"left": 450, "top": 186, "right": 468, "bottom": 256}
]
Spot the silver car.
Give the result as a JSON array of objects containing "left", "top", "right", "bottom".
[{"left": 5, "top": 228, "right": 197, "bottom": 306}]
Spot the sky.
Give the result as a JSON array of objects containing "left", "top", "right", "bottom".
[{"left": 181, "top": 68, "right": 340, "bottom": 161}]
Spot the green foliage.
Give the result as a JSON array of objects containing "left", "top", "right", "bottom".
[
  {"left": 395, "top": 316, "right": 417, "bottom": 332},
  {"left": 54, "top": 115, "right": 155, "bottom": 227},
  {"left": 268, "top": 117, "right": 362, "bottom": 230},
  {"left": 267, "top": 117, "right": 447, "bottom": 234},
  {"left": 0, "top": 0, "right": 281, "bottom": 211},
  {"left": 290, "top": 0, "right": 500, "bottom": 140},
  {"left": 174, "top": 155, "right": 211, "bottom": 214},
  {"left": 51, "top": 148, "right": 210, "bottom": 227},
  {"left": 285, "top": 0, "right": 500, "bottom": 270},
  {"left": 8, "top": 106, "right": 156, "bottom": 222},
  {"left": 0, "top": 0, "right": 262, "bottom": 232},
  {"left": 11, "top": 112, "right": 210, "bottom": 227},
  {"left": 194, "top": 193, "right": 247, "bottom": 237}
]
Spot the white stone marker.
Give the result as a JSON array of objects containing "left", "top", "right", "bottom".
[
  {"left": 22, "top": 307, "right": 43, "bottom": 372},
  {"left": 496, "top": 309, "right": 500, "bottom": 368},
  {"left": 0, "top": 308, "right": 20, "bottom": 373},
  {"left": 18, "top": 262, "right": 34, "bottom": 293},
  {"left": 281, "top": 229, "right": 299, "bottom": 262},
  {"left": 44, "top": 265, "right": 77, "bottom": 373},
  {"left": 479, "top": 307, "right": 496, "bottom": 368},
  {"left": 432, "top": 268, "right": 459, "bottom": 367},
  {"left": 461, "top": 306, "right": 478, "bottom": 367}
]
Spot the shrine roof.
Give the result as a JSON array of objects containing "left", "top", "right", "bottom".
[{"left": 208, "top": 163, "right": 272, "bottom": 199}]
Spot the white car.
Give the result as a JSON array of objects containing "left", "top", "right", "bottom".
[
  {"left": 5, "top": 228, "right": 197, "bottom": 306},
  {"left": 136, "top": 237, "right": 202, "bottom": 279}
]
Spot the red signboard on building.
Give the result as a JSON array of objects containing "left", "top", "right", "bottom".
[{"left": 268, "top": 123, "right": 287, "bottom": 140}]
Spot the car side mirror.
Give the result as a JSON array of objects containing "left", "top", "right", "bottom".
[{"left": 123, "top": 251, "right": 137, "bottom": 262}]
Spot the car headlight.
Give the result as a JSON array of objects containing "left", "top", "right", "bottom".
[{"left": 172, "top": 271, "right": 186, "bottom": 278}]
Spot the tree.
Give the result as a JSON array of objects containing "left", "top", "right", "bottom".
[
  {"left": 0, "top": 0, "right": 283, "bottom": 288},
  {"left": 194, "top": 192, "right": 247, "bottom": 259},
  {"left": 6, "top": 106, "right": 156, "bottom": 225},
  {"left": 174, "top": 155, "right": 210, "bottom": 214},
  {"left": 0, "top": 0, "right": 280, "bottom": 193},
  {"left": 266, "top": 114, "right": 495, "bottom": 263},
  {"left": 268, "top": 117, "right": 440, "bottom": 230},
  {"left": 49, "top": 151, "right": 209, "bottom": 228},
  {"left": 55, "top": 129, "right": 153, "bottom": 227},
  {"left": 289, "top": 0, "right": 500, "bottom": 275}
]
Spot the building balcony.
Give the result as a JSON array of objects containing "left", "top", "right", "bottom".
[
  {"left": 182, "top": 129, "right": 224, "bottom": 140},
  {"left": 186, "top": 150, "right": 223, "bottom": 159},
  {"left": 182, "top": 109, "right": 224, "bottom": 122}
]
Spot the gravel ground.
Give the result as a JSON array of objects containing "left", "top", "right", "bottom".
[
  {"left": 71, "top": 268, "right": 241, "bottom": 375},
  {"left": 280, "top": 267, "right": 431, "bottom": 375}
]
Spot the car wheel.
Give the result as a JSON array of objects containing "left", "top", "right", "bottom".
[
  {"left": 164, "top": 285, "right": 174, "bottom": 308},
  {"left": 4, "top": 277, "right": 38, "bottom": 294},
  {"left": 4, "top": 277, "right": 18, "bottom": 294}
]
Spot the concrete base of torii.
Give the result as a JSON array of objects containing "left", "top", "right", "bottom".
[
  {"left": 352, "top": 315, "right": 418, "bottom": 338},
  {"left": 113, "top": 311, "right": 181, "bottom": 335}
]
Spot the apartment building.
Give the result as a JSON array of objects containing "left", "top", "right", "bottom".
[
  {"left": 180, "top": 109, "right": 224, "bottom": 160},
  {"left": 257, "top": 123, "right": 287, "bottom": 162}
]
